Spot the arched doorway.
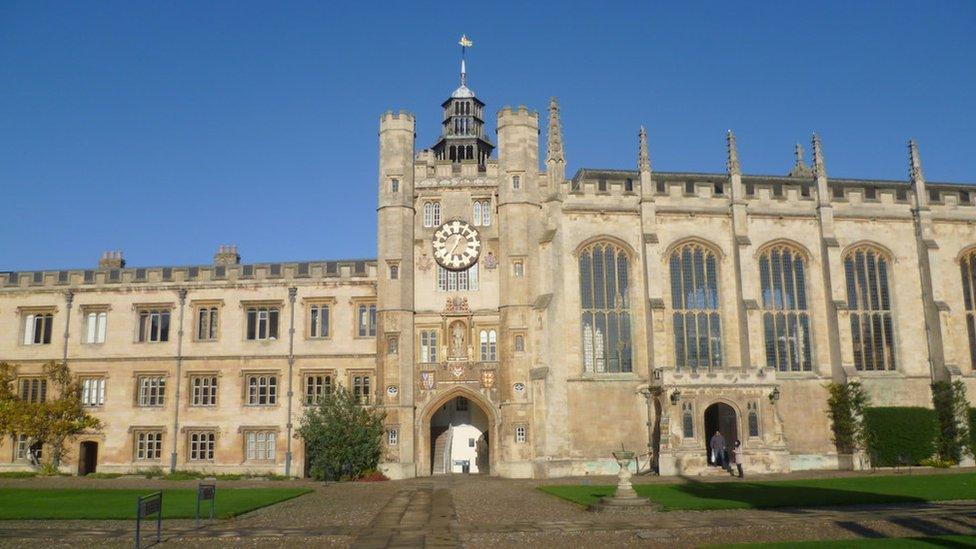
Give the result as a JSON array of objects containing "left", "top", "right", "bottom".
[
  {"left": 429, "top": 396, "right": 490, "bottom": 475},
  {"left": 703, "top": 402, "right": 737, "bottom": 466},
  {"left": 78, "top": 441, "right": 98, "bottom": 476}
]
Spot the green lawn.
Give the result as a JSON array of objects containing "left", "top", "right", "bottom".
[
  {"left": 0, "top": 488, "right": 312, "bottom": 519},
  {"left": 540, "top": 472, "right": 976, "bottom": 511},
  {"left": 713, "top": 535, "right": 976, "bottom": 548}
]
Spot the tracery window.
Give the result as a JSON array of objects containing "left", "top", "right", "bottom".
[
  {"left": 960, "top": 248, "right": 976, "bottom": 369},
  {"left": 681, "top": 402, "right": 694, "bottom": 438},
  {"left": 843, "top": 246, "right": 896, "bottom": 371},
  {"left": 759, "top": 245, "right": 812, "bottom": 371},
  {"left": 423, "top": 202, "right": 441, "bottom": 228},
  {"left": 579, "top": 241, "right": 632, "bottom": 373},
  {"left": 748, "top": 402, "right": 760, "bottom": 437},
  {"left": 473, "top": 200, "right": 491, "bottom": 226},
  {"left": 669, "top": 242, "right": 722, "bottom": 369}
]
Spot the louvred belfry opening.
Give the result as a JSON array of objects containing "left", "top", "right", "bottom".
[{"left": 431, "top": 36, "right": 494, "bottom": 168}]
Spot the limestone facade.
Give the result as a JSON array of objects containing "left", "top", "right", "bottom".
[{"left": 2, "top": 70, "right": 975, "bottom": 479}]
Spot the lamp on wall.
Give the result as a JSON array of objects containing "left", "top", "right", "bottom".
[
  {"left": 769, "top": 387, "right": 781, "bottom": 403},
  {"left": 670, "top": 389, "right": 682, "bottom": 406}
]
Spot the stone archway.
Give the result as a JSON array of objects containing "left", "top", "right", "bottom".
[
  {"left": 703, "top": 402, "right": 738, "bottom": 466},
  {"left": 417, "top": 388, "right": 498, "bottom": 477}
]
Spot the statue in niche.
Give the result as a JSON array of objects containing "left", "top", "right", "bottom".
[{"left": 450, "top": 321, "right": 467, "bottom": 359}]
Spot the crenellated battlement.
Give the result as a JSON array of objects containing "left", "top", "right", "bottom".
[
  {"left": 496, "top": 105, "right": 539, "bottom": 129},
  {"left": 379, "top": 110, "right": 416, "bottom": 132}
]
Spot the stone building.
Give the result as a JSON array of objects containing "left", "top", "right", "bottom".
[{"left": 2, "top": 54, "right": 975, "bottom": 478}]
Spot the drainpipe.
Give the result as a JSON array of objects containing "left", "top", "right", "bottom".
[
  {"left": 285, "top": 287, "right": 297, "bottom": 477},
  {"left": 170, "top": 288, "right": 187, "bottom": 473},
  {"left": 61, "top": 290, "right": 74, "bottom": 366}
]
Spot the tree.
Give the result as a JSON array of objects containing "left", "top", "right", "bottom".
[
  {"left": 298, "top": 386, "right": 385, "bottom": 481},
  {"left": 0, "top": 361, "right": 102, "bottom": 469},
  {"left": 826, "top": 381, "right": 869, "bottom": 454},
  {"left": 931, "top": 380, "right": 971, "bottom": 464}
]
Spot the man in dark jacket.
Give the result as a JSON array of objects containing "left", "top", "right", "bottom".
[{"left": 709, "top": 430, "right": 726, "bottom": 468}]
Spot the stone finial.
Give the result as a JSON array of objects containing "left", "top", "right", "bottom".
[
  {"left": 812, "top": 133, "right": 827, "bottom": 179},
  {"left": 545, "top": 97, "right": 565, "bottom": 166},
  {"left": 726, "top": 130, "right": 741, "bottom": 176},
  {"left": 909, "top": 139, "right": 925, "bottom": 184},
  {"left": 788, "top": 142, "right": 812, "bottom": 178},
  {"left": 98, "top": 250, "right": 125, "bottom": 270},
  {"left": 213, "top": 244, "right": 241, "bottom": 266},
  {"left": 638, "top": 126, "right": 651, "bottom": 173}
]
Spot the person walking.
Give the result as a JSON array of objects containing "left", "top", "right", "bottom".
[
  {"left": 709, "top": 430, "right": 726, "bottom": 468},
  {"left": 732, "top": 440, "right": 744, "bottom": 478}
]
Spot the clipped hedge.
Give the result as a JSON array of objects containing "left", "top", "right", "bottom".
[{"left": 863, "top": 407, "right": 937, "bottom": 466}]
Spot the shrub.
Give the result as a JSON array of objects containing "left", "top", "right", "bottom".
[
  {"left": 864, "top": 407, "right": 937, "bottom": 466},
  {"left": 970, "top": 408, "right": 976, "bottom": 456},
  {"left": 38, "top": 462, "right": 61, "bottom": 476},
  {"left": 919, "top": 457, "right": 954, "bottom": 468},
  {"left": 299, "top": 386, "right": 385, "bottom": 481},
  {"left": 931, "top": 381, "right": 970, "bottom": 463},
  {"left": 826, "top": 382, "right": 869, "bottom": 453},
  {"left": 356, "top": 469, "right": 389, "bottom": 482},
  {"left": 215, "top": 473, "right": 243, "bottom": 481}
]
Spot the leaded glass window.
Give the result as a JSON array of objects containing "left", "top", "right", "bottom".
[
  {"left": 960, "top": 248, "right": 976, "bottom": 369},
  {"left": 669, "top": 242, "right": 722, "bottom": 369},
  {"left": 759, "top": 245, "right": 812, "bottom": 371},
  {"left": 844, "top": 246, "right": 896, "bottom": 371},
  {"left": 579, "top": 241, "right": 632, "bottom": 373}
]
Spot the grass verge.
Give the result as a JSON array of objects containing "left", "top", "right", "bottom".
[
  {"left": 539, "top": 472, "right": 976, "bottom": 511},
  {"left": 0, "top": 488, "right": 312, "bottom": 519}
]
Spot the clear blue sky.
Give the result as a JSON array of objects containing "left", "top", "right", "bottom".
[{"left": 2, "top": 1, "right": 974, "bottom": 271}]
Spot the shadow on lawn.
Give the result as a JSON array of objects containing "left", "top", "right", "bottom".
[{"left": 665, "top": 476, "right": 927, "bottom": 512}]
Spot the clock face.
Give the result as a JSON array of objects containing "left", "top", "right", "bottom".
[{"left": 432, "top": 220, "right": 481, "bottom": 271}]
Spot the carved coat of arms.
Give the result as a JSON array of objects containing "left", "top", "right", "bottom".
[
  {"left": 482, "top": 251, "right": 497, "bottom": 270},
  {"left": 420, "top": 371, "right": 436, "bottom": 390},
  {"left": 444, "top": 296, "right": 469, "bottom": 313},
  {"left": 481, "top": 369, "right": 495, "bottom": 388},
  {"left": 418, "top": 252, "right": 433, "bottom": 272}
]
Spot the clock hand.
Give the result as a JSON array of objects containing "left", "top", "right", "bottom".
[{"left": 450, "top": 236, "right": 465, "bottom": 256}]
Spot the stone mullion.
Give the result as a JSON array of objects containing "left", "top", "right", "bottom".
[{"left": 872, "top": 257, "right": 892, "bottom": 371}]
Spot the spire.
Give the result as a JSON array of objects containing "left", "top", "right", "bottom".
[
  {"left": 546, "top": 97, "right": 565, "bottom": 166},
  {"left": 909, "top": 139, "right": 925, "bottom": 184},
  {"left": 638, "top": 126, "right": 651, "bottom": 172},
  {"left": 788, "top": 142, "right": 812, "bottom": 178},
  {"left": 909, "top": 139, "right": 929, "bottom": 209},
  {"left": 812, "top": 133, "right": 826, "bottom": 179},
  {"left": 726, "top": 130, "right": 741, "bottom": 176},
  {"left": 458, "top": 34, "right": 473, "bottom": 88}
]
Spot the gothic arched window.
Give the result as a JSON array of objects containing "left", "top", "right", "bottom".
[
  {"left": 759, "top": 244, "right": 812, "bottom": 371},
  {"left": 843, "top": 245, "right": 895, "bottom": 371},
  {"left": 669, "top": 242, "right": 722, "bottom": 369},
  {"left": 579, "top": 241, "right": 632, "bottom": 373},
  {"left": 960, "top": 248, "right": 976, "bottom": 369}
]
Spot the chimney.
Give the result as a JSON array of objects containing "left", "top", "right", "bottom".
[
  {"left": 213, "top": 244, "right": 241, "bottom": 265},
  {"left": 98, "top": 250, "right": 125, "bottom": 270}
]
